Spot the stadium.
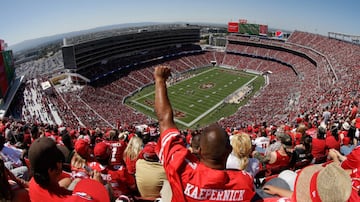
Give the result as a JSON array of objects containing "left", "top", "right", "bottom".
[
  {"left": 1, "top": 18, "right": 360, "bottom": 201},
  {"left": 6, "top": 23, "right": 359, "bottom": 130}
]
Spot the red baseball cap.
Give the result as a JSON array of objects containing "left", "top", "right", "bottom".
[
  {"left": 247, "top": 125, "right": 253, "bottom": 132},
  {"left": 284, "top": 125, "right": 291, "bottom": 131},
  {"left": 75, "top": 139, "right": 89, "bottom": 157},
  {"left": 65, "top": 179, "right": 110, "bottom": 202},
  {"left": 70, "top": 130, "right": 77, "bottom": 137},
  {"left": 94, "top": 142, "right": 110, "bottom": 159},
  {"left": 140, "top": 142, "right": 158, "bottom": 160}
]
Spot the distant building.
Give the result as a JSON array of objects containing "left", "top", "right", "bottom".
[
  {"left": 209, "top": 35, "right": 227, "bottom": 47},
  {"left": 0, "top": 46, "right": 15, "bottom": 99},
  {"left": 0, "top": 39, "right": 20, "bottom": 119}
]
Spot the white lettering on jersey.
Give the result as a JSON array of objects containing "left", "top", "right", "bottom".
[
  {"left": 184, "top": 183, "right": 246, "bottom": 201},
  {"left": 185, "top": 158, "right": 197, "bottom": 170},
  {"left": 159, "top": 131, "right": 179, "bottom": 163},
  {"left": 101, "top": 173, "right": 112, "bottom": 181},
  {"left": 111, "top": 147, "right": 117, "bottom": 162},
  {"left": 110, "top": 142, "right": 122, "bottom": 147},
  {"left": 184, "top": 183, "right": 194, "bottom": 196}
]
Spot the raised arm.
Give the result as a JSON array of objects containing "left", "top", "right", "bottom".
[{"left": 154, "top": 66, "right": 177, "bottom": 134}]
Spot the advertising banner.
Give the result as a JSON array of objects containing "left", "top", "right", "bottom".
[
  {"left": 276, "top": 30, "right": 283, "bottom": 38},
  {"left": 259, "top": 25, "right": 268, "bottom": 35},
  {"left": 228, "top": 22, "right": 239, "bottom": 33}
]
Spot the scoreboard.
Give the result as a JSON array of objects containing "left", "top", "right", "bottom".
[
  {"left": 228, "top": 21, "right": 268, "bottom": 36},
  {"left": 239, "top": 24, "right": 260, "bottom": 35}
]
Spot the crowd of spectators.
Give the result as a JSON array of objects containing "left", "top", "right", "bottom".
[
  {"left": 1, "top": 64, "right": 360, "bottom": 201},
  {"left": 15, "top": 51, "right": 64, "bottom": 80},
  {"left": 2, "top": 98, "right": 360, "bottom": 201},
  {"left": 2, "top": 31, "right": 360, "bottom": 201}
]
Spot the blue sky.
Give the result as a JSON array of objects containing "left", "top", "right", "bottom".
[{"left": 1, "top": 0, "right": 359, "bottom": 46}]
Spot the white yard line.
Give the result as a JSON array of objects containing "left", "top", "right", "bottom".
[
  {"left": 132, "top": 100, "right": 154, "bottom": 112},
  {"left": 183, "top": 76, "right": 258, "bottom": 127},
  {"left": 132, "top": 68, "right": 259, "bottom": 127},
  {"left": 134, "top": 68, "right": 215, "bottom": 101}
]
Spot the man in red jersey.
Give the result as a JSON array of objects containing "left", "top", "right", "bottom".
[
  {"left": 104, "top": 129, "right": 127, "bottom": 166},
  {"left": 349, "top": 101, "right": 358, "bottom": 121},
  {"left": 154, "top": 66, "right": 255, "bottom": 202},
  {"left": 89, "top": 142, "right": 136, "bottom": 198},
  {"left": 28, "top": 137, "right": 106, "bottom": 202}
]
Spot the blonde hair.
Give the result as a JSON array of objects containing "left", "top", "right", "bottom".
[
  {"left": 71, "top": 152, "right": 87, "bottom": 170},
  {"left": 230, "top": 133, "right": 252, "bottom": 170},
  {"left": 123, "top": 136, "right": 143, "bottom": 161},
  {"left": 296, "top": 124, "right": 307, "bottom": 135}
]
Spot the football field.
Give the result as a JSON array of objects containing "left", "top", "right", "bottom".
[{"left": 127, "top": 67, "right": 261, "bottom": 127}]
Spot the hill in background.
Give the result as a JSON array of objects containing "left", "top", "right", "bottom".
[{"left": 9, "top": 22, "right": 163, "bottom": 53}]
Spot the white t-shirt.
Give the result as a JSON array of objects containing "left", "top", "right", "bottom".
[
  {"left": 226, "top": 152, "right": 260, "bottom": 177},
  {"left": 253, "top": 136, "right": 270, "bottom": 150}
]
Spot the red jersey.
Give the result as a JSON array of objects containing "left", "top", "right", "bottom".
[
  {"left": 267, "top": 151, "right": 290, "bottom": 169},
  {"left": 325, "top": 136, "right": 340, "bottom": 151},
  {"left": 105, "top": 140, "right": 127, "bottom": 166},
  {"left": 349, "top": 168, "right": 360, "bottom": 202},
  {"left": 339, "top": 130, "right": 349, "bottom": 137},
  {"left": 157, "top": 128, "right": 255, "bottom": 202},
  {"left": 311, "top": 138, "right": 326, "bottom": 158},
  {"left": 29, "top": 178, "right": 72, "bottom": 202},
  {"left": 350, "top": 106, "right": 358, "bottom": 121},
  {"left": 289, "top": 132, "right": 302, "bottom": 146},
  {"left": 341, "top": 146, "right": 360, "bottom": 169},
  {"left": 124, "top": 155, "right": 137, "bottom": 175},
  {"left": 306, "top": 128, "right": 317, "bottom": 138},
  {"left": 0, "top": 125, "right": 5, "bottom": 134},
  {"left": 89, "top": 162, "right": 135, "bottom": 198}
]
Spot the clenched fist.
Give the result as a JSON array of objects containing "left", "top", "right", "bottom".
[{"left": 154, "top": 66, "right": 171, "bottom": 82}]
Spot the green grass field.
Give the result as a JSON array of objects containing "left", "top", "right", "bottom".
[{"left": 125, "top": 67, "right": 264, "bottom": 128}]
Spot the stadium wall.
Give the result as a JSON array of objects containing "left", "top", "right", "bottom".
[
  {"left": 228, "top": 39, "right": 317, "bottom": 67},
  {"left": 225, "top": 50, "right": 298, "bottom": 76},
  {"left": 62, "top": 27, "right": 200, "bottom": 72}
]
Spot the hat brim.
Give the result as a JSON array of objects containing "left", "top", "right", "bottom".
[
  {"left": 71, "top": 179, "right": 110, "bottom": 202},
  {"left": 295, "top": 163, "right": 352, "bottom": 202}
]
